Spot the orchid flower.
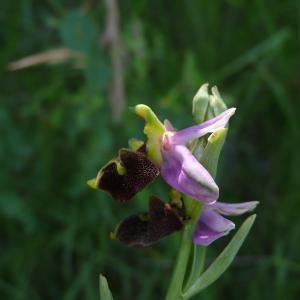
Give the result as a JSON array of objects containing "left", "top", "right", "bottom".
[
  {"left": 193, "top": 200, "right": 259, "bottom": 245},
  {"left": 135, "top": 102, "right": 259, "bottom": 246},
  {"left": 135, "top": 105, "right": 236, "bottom": 205}
]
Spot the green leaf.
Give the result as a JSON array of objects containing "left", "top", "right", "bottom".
[
  {"left": 99, "top": 274, "right": 113, "bottom": 300},
  {"left": 200, "top": 128, "right": 227, "bottom": 178},
  {"left": 182, "top": 215, "right": 256, "bottom": 299}
]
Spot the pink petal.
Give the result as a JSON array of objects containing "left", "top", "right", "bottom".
[
  {"left": 193, "top": 208, "right": 235, "bottom": 246},
  {"left": 164, "top": 119, "right": 176, "bottom": 132},
  {"left": 171, "top": 108, "right": 236, "bottom": 145},
  {"left": 211, "top": 201, "right": 259, "bottom": 216},
  {"left": 161, "top": 144, "right": 219, "bottom": 204}
]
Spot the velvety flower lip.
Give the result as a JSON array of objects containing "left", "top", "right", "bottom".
[
  {"left": 160, "top": 108, "right": 236, "bottom": 204},
  {"left": 114, "top": 196, "right": 183, "bottom": 247},
  {"left": 94, "top": 148, "right": 159, "bottom": 202},
  {"left": 193, "top": 201, "right": 259, "bottom": 246}
]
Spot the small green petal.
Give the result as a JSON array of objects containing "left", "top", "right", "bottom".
[
  {"left": 87, "top": 178, "right": 97, "bottom": 189},
  {"left": 134, "top": 104, "right": 165, "bottom": 165},
  {"left": 128, "top": 138, "right": 144, "bottom": 151}
]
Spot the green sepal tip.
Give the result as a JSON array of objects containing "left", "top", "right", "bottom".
[{"left": 134, "top": 104, "right": 165, "bottom": 165}]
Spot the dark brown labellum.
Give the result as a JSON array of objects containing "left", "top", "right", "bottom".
[
  {"left": 96, "top": 149, "right": 159, "bottom": 202},
  {"left": 115, "top": 196, "right": 183, "bottom": 246}
]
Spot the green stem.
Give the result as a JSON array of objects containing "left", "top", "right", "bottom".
[
  {"left": 165, "top": 225, "right": 193, "bottom": 300},
  {"left": 183, "top": 245, "right": 206, "bottom": 292},
  {"left": 165, "top": 196, "right": 203, "bottom": 300}
]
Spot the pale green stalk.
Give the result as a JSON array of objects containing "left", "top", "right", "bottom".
[
  {"left": 184, "top": 246, "right": 206, "bottom": 291},
  {"left": 165, "top": 195, "right": 203, "bottom": 300},
  {"left": 165, "top": 224, "right": 193, "bottom": 300}
]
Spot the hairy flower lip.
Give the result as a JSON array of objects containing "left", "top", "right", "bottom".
[
  {"left": 115, "top": 196, "right": 183, "bottom": 247},
  {"left": 93, "top": 148, "right": 159, "bottom": 202}
]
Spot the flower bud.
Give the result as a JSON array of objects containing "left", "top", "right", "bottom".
[{"left": 192, "top": 84, "right": 227, "bottom": 124}]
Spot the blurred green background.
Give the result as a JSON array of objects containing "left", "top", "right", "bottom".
[{"left": 1, "top": 1, "right": 300, "bottom": 299}]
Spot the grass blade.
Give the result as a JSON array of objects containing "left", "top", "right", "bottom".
[{"left": 99, "top": 274, "right": 113, "bottom": 300}]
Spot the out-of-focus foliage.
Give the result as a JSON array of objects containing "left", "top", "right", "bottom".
[{"left": 1, "top": 1, "right": 300, "bottom": 299}]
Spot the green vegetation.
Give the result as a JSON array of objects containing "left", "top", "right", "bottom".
[{"left": 1, "top": 1, "right": 299, "bottom": 299}]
